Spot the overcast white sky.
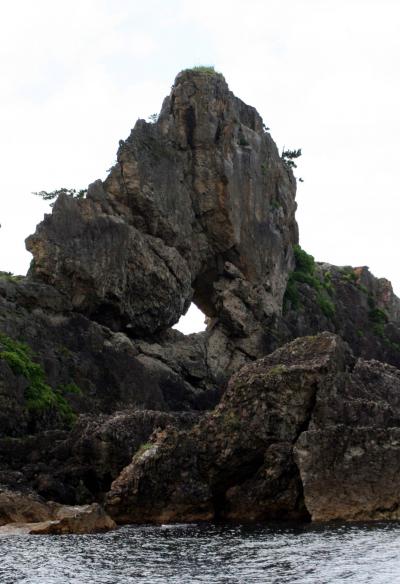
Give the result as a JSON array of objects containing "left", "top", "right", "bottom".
[{"left": 1, "top": 0, "right": 399, "bottom": 333}]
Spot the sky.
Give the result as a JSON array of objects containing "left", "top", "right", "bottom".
[{"left": 1, "top": 0, "right": 399, "bottom": 334}]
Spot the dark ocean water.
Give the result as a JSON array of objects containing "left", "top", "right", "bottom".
[{"left": 0, "top": 522, "right": 399, "bottom": 583}]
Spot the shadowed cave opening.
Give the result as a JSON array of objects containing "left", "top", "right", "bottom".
[{"left": 173, "top": 303, "right": 207, "bottom": 335}]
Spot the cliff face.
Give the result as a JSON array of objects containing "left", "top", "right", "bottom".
[
  {"left": 282, "top": 261, "right": 400, "bottom": 369},
  {"left": 1, "top": 68, "right": 400, "bottom": 525},
  {"left": 26, "top": 70, "right": 298, "bottom": 336}
]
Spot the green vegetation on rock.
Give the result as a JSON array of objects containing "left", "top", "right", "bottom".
[
  {"left": 369, "top": 307, "right": 388, "bottom": 325},
  {"left": 0, "top": 333, "right": 76, "bottom": 425},
  {"left": 369, "top": 306, "right": 389, "bottom": 339},
  {"left": 180, "top": 65, "right": 220, "bottom": 76},
  {"left": 317, "top": 295, "right": 336, "bottom": 319},
  {"left": 270, "top": 199, "right": 282, "bottom": 211},
  {"left": 33, "top": 188, "right": 87, "bottom": 208},
  {"left": 222, "top": 411, "right": 241, "bottom": 431},
  {"left": 339, "top": 267, "right": 368, "bottom": 294},
  {"left": 367, "top": 302, "right": 400, "bottom": 352},
  {"left": 0, "top": 271, "right": 24, "bottom": 283},
  {"left": 282, "top": 148, "right": 302, "bottom": 170},
  {"left": 284, "top": 245, "right": 336, "bottom": 318},
  {"left": 340, "top": 267, "right": 358, "bottom": 284}
]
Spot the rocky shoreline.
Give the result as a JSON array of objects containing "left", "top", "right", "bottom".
[{"left": 1, "top": 68, "right": 400, "bottom": 533}]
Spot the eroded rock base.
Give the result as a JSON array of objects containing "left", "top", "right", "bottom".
[{"left": 107, "top": 333, "right": 400, "bottom": 523}]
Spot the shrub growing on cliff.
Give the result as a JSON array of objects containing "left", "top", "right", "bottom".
[
  {"left": 0, "top": 333, "right": 76, "bottom": 425},
  {"left": 369, "top": 306, "right": 389, "bottom": 338},
  {"left": 182, "top": 65, "right": 218, "bottom": 75},
  {"left": 0, "top": 271, "right": 24, "bottom": 283},
  {"left": 282, "top": 148, "right": 302, "bottom": 169},
  {"left": 179, "top": 66, "right": 224, "bottom": 80},
  {"left": 284, "top": 245, "right": 336, "bottom": 318},
  {"left": 33, "top": 188, "right": 87, "bottom": 207},
  {"left": 293, "top": 244, "right": 315, "bottom": 275},
  {"left": 369, "top": 307, "right": 388, "bottom": 325},
  {"left": 318, "top": 295, "right": 336, "bottom": 319}
]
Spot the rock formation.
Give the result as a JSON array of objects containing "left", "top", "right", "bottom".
[
  {"left": 282, "top": 256, "right": 400, "bottom": 369},
  {"left": 107, "top": 333, "right": 400, "bottom": 523},
  {"left": 0, "top": 68, "right": 400, "bottom": 529},
  {"left": 0, "top": 489, "right": 115, "bottom": 534},
  {"left": 26, "top": 69, "right": 298, "bottom": 338}
]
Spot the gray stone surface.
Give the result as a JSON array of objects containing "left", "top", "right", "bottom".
[
  {"left": 26, "top": 69, "right": 298, "bottom": 335},
  {"left": 107, "top": 333, "right": 400, "bottom": 523},
  {"left": 1, "top": 69, "right": 400, "bottom": 524}
]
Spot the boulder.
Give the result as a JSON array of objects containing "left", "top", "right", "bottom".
[
  {"left": 0, "top": 489, "right": 53, "bottom": 526},
  {"left": 106, "top": 333, "right": 351, "bottom": 522},
  {"left": 107, "top": 332, "right": 400, "bottom": 523},
  {"left": 294, "top": 358, "right": 400, "bottom": 521},
  {"left": 0, "top": 498, "right": 115, "bottom": 534}
]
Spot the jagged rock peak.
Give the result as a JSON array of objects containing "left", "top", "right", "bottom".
[{"left": 26, "top": 68, "right": 298, "bottom": 336}]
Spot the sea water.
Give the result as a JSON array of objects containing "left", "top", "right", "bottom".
[{"left": 0, "top": 522, "right": 399, "bottom": 583}]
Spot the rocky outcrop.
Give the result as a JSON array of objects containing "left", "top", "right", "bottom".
[
  {"left": 1, "top": 68, "right": 400, "bottom": 525},
  {"left": 105, "top": 333, "right": 345, "bottom": 522},
  {"left": 0, "top": 276, "right": 217, "bottom": 440},
  {"left": 26, "top": 69, "right": 298, "bottom": 336},
  {"left": 0, "top": 70, "right": 300, "bottom": 507},
  {"left": 15, "top": 504, "right": 116, "bottom": 535},
  {"left": 295, "top": 357, "right": 400, "bottom": 521},
  {"left": 0, "top": 489, "right": 115, "bottom": 534},
  {"left": 0, "top": 489, "right": 54, "bottom": 526},
  {"left": 107, "top": 333, "right": 400, "bottom": 523},
  {"left": 0, "top": 409, "right": 200, "bottom": 505},
  {"left": 282, "top": 261, "right": 400, "bottom": 369}
]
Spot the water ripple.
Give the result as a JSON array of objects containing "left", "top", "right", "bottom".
[{"left": 0, "top": 522, "right": 399, "bottom": 583}]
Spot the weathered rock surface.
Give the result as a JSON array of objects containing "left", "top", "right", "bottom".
[
  {"left": 1, "top": 69, "right": 400, "bottom": 525},
  {"left": 282, "top": 262, "right": 400, "bottom": 369},
  {"left": 0, "top": 277, "right": 216, "bottom": 438},
  {"left": 26, "top": 69, "right": 298, "bottom": 335},
  {"left": 0, "top": 489, "right": 53, "bottom": 526},
  {"left": 0, "top": 489, "right": 115, "bottom": 534},
  {"left": 107, "top": 333, "right": 400, "bottom": 523},
  {"left": 105, "top": 333, "right": 346, "bottom": 522},
  {"left": 294, "top": 358, "right": 400, "bottom": 521},
  {"left": 0, "top": 409, "right": 200, "bottom": 505}
]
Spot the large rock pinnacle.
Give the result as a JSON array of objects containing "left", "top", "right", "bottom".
[
  {"left": 26, "top": 69, "right": 298, "bottom": 335},
  {"left": 1, "top": 69, "right": 400, "bottom": 524}
]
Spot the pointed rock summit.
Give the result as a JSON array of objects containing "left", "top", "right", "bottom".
[{"left": 26, "top": 68, "right": 298, "bottom": 335}]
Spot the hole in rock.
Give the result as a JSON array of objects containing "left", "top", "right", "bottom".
[{"left": 173, "top": 303, "right": 207, "bottom": 335}]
